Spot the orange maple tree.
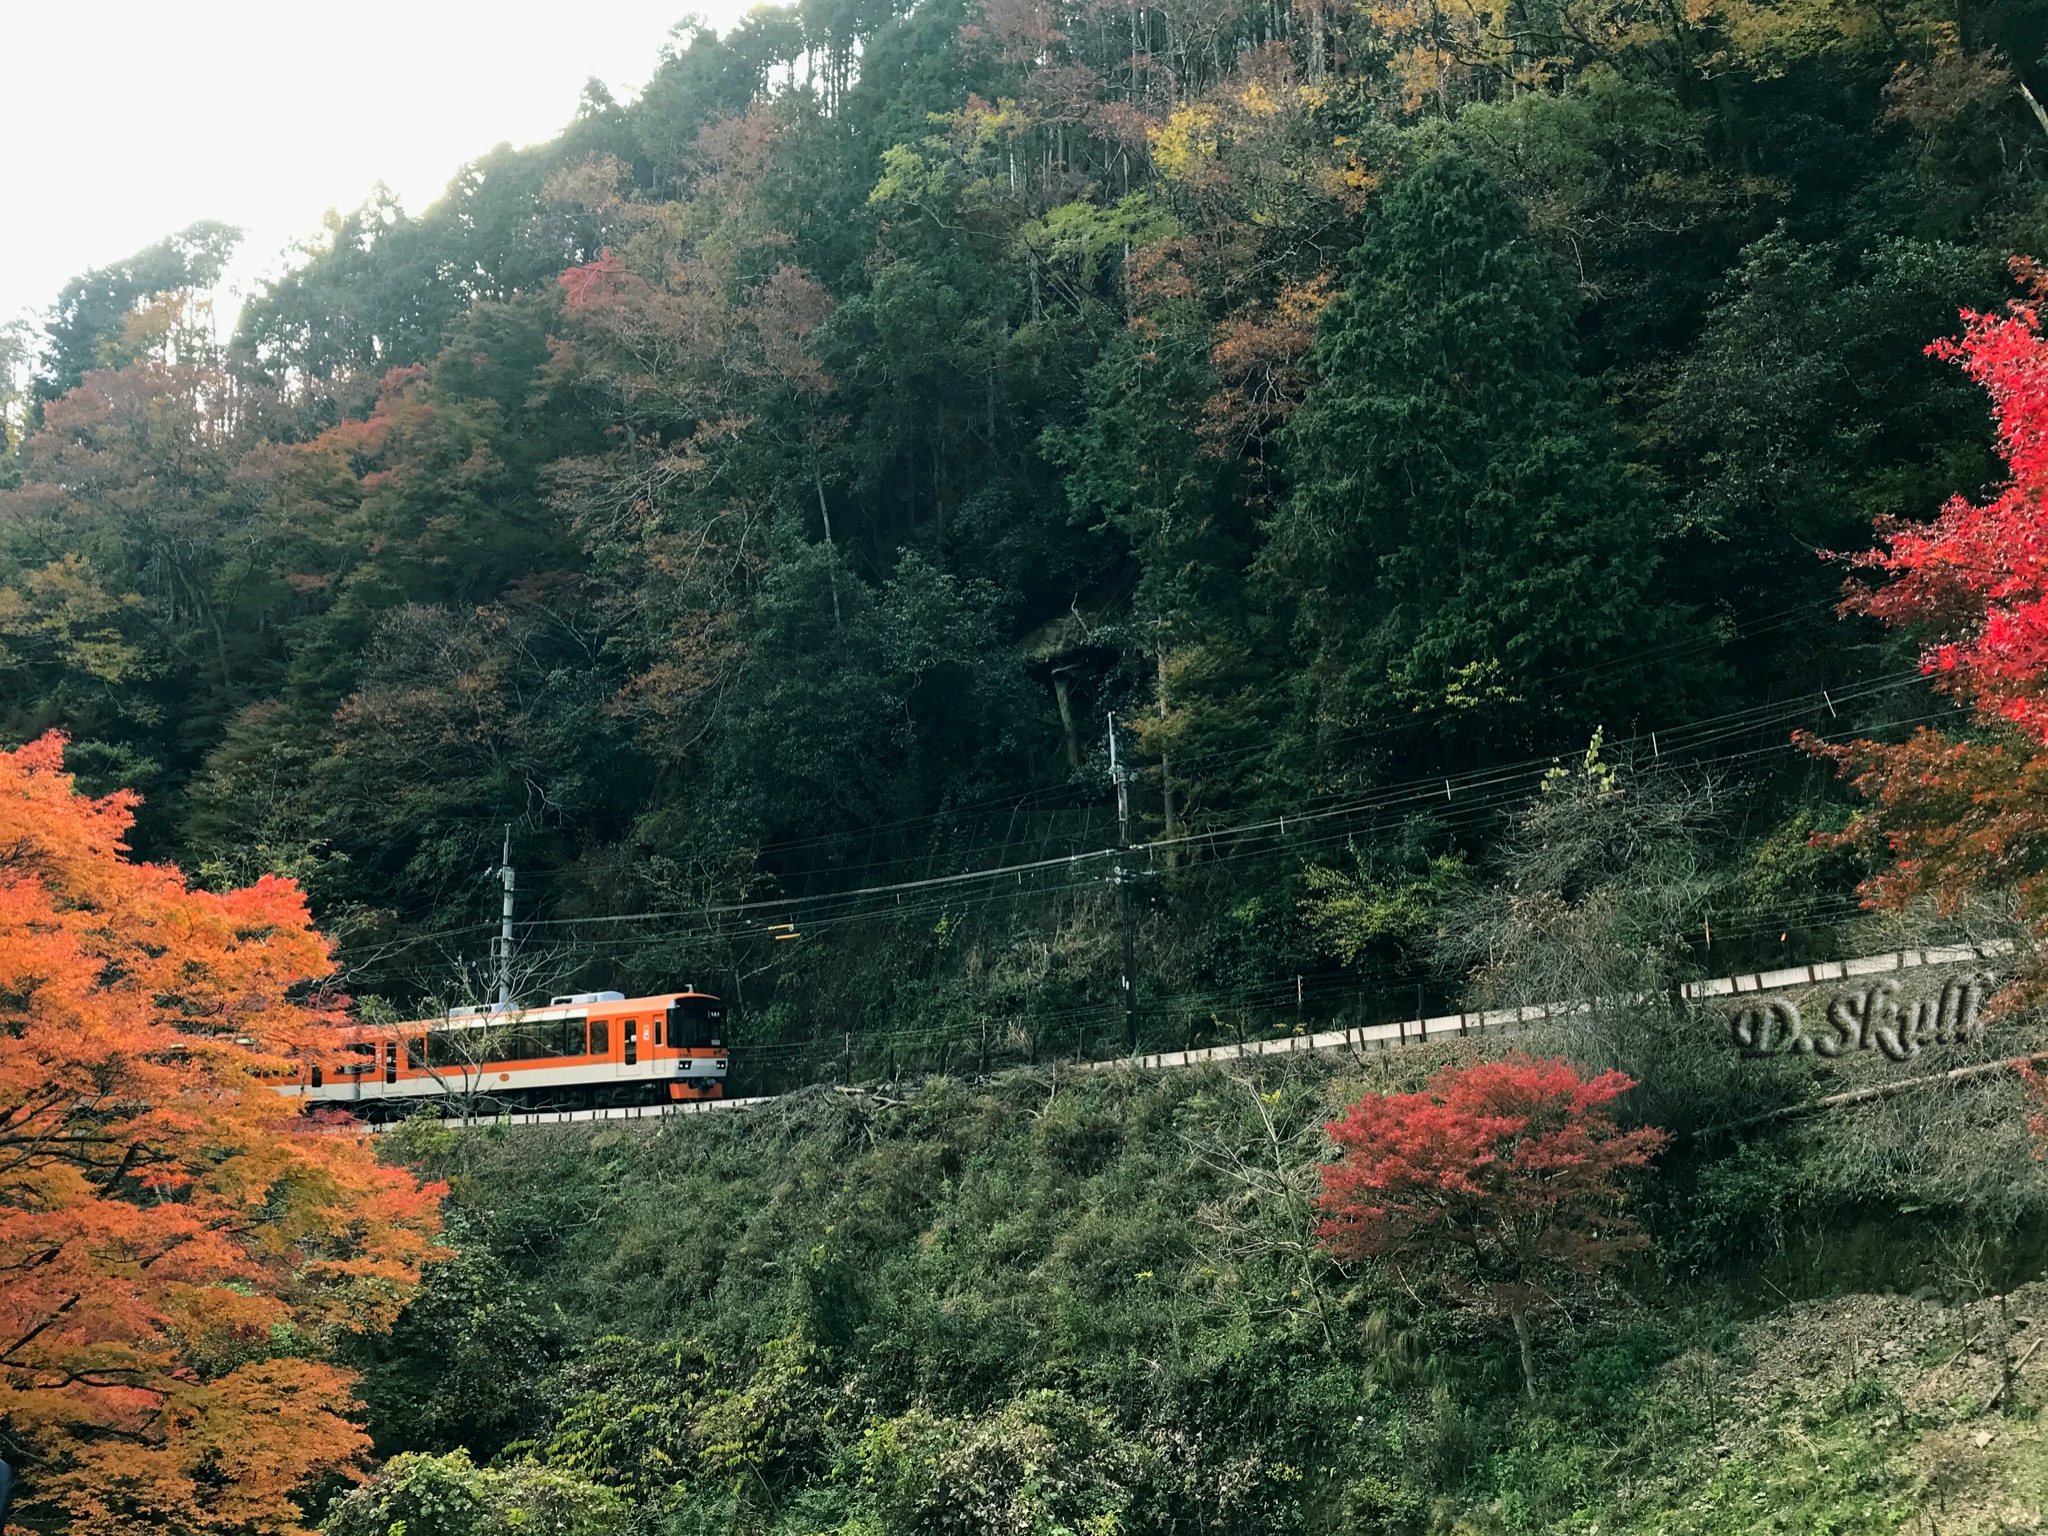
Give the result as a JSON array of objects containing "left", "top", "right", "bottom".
[
  {"left": 0, "top": 733, "right": 443, "bottom": 1535},
  {"left": 1317, "top": 1057, "right": 1665, "bottom": 1397},
  {"left": 1804, "top": 261, "right": 2048, "bottom": 986}
]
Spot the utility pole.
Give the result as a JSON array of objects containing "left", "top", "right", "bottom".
[
  {"left": 1108, "top": 713, "right": 1138, "bottom": 1055},
  {"left": 493, "top": 827, "right": 515, "bottom": 1012}
]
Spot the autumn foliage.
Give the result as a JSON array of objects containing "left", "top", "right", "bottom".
[
  {"left": 1316, "top": 1057, "right": 1665, "bottom": 1394},
  {"left": 0, "top": 734, "right": 443, "bottom": 1534},
  {"left": 1806, "top": 261, "right": 2048, "bottom": 957}
]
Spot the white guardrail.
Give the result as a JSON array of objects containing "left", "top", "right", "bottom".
[{"left": 375, "top": 942, "right": 2015, "bottom": 1133}]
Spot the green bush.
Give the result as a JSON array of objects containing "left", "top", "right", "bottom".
[
  {"left": 850, "top": 1390, "right": 1155, "bottom": 1536},
  {"left": 322, "top": 1451, "right": 625, "bottom": 1536}
]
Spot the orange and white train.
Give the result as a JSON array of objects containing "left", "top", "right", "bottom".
[{"left": 281, "top": 988, "right": 727, "bottom": 1121}]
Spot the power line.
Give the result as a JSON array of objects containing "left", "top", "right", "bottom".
[
  {"left": 465, "top": 669, "right": 1938, "bottom": 948},
  {"left": 329, "top": 667, "right": 1950, "bottom": 996},
  {"left": 480, "top": 607, "right": 1899, "bottom": 901}
]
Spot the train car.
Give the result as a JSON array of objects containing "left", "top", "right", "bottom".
[{"left": 281, "top": 988, "right": 727, "bottom": 1121}]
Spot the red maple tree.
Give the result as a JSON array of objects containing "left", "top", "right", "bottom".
[
  {"left": 1316, "top": 1057, "right": 1666, "bottom": 1396},
  {"left": 0, "top": 733, "right": 444, "bottom": 1535},
  {"left": 1805, "top": 260, "right": 2048, "bottom": 976}
]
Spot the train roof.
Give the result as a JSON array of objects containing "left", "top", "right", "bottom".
[{"left": 361, "top": 990, "right": 718, "bottom": 1035}]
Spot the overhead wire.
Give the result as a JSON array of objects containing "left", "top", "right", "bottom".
[
  {"left": 395, "top": 675, "right": 1900, "bottom": 962},
  {"left": 336, "top": 664, "right": 1929, "bottom": 966},
  {"left": 421, "top": 674, "right": 1951, "bottom": 976},
  {"left": 574, "top": 601, "right": 1898, "bottom": 894},
  {"left": 328, "top": 662, "right": 1957, "bottom": 1072}
]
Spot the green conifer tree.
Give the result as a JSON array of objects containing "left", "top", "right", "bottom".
[{"left": 1266, "top": 150, "right": 1703, "bottom": 748}]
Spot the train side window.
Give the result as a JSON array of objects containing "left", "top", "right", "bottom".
[
  {"left": 535, "top": 1018, "right": 589, "bottom": 1060},
  {"left": 406, "top": 1038, "right": 427, "bottom": 1069},
  {"left": 623, "top": 1020, "right": 638, "bottom": 1067},
  {"left": 654, "top": 1014, "right": 664, "bottom": 1046},
  {"left": 588, "top": 1018, "right": 609, "bottom": 1056},
  {"left": 417, "top": 1030, "right": 478, "bottom": 1070},
  {"left": 310, "top": 1065, "right": 323, "bottom": 1088},
  {"left": 384, "top": 1041, "right": 398, "bottom": 1084},
  {"left": 457, "top": 1017, "right": 581, "bottom": 1063}
]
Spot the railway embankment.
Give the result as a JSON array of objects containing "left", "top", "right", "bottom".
[{"left": 347, "top": 965, "right": 2048, "bottom": 1534}]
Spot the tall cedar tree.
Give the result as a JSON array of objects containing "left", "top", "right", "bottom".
[
  {"left": 0, "top": 733, "right": 444, "bottom": 1536},
  {"left": 1267, "top": 151, "right": 1697, "bottom": 744},
  {"left": 1317, "top": 1056, "right": 1665, "bottom": 1397},
  {"left": 1809, "top": 261, "right": 2048, "bottom": 996}
]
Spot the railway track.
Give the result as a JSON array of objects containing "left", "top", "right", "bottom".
[{"left": 375, "top": 940, "right": 2013, "bottom": 1134}]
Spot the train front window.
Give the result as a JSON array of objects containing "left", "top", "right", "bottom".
[{"left": 668, "top": 995, "right": 726, "bottom": 1049}]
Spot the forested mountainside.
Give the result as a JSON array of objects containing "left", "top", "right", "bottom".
[
  {"left": 2, "top": 0, "right": 2046, "bottom": 1072},
  {"left": 13, "top": 6, "right": 2048, "bottom": 1532}
]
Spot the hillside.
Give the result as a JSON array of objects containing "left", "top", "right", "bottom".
[{"left": 333, "top": 1032, "right": 2048, "bottom": 1536}]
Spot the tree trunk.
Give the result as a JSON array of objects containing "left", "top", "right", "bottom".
[
  {"left": 813, "top": 456, "right": 841, "bottom": 629},
  {"left": 1512, "top": 1306, "right": 1536, "bottom": 1399},
  {"left": 1156, "top": 650, "right": 1178, "bottom": 866},
  {"left": 1053, "top": 674, "right": 1082, "bottom": 769},
  {"left": 1998, "top": 1290, "right": 2018, "bottom": 1415}
]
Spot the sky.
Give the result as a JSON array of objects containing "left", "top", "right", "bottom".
[{"left": 2, "top": 0, "right": 755, "bottom": 337}]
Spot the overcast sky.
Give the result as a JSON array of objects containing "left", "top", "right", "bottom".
[{"left": 4, "top": 0, "right": 756, "bottom": 336}]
